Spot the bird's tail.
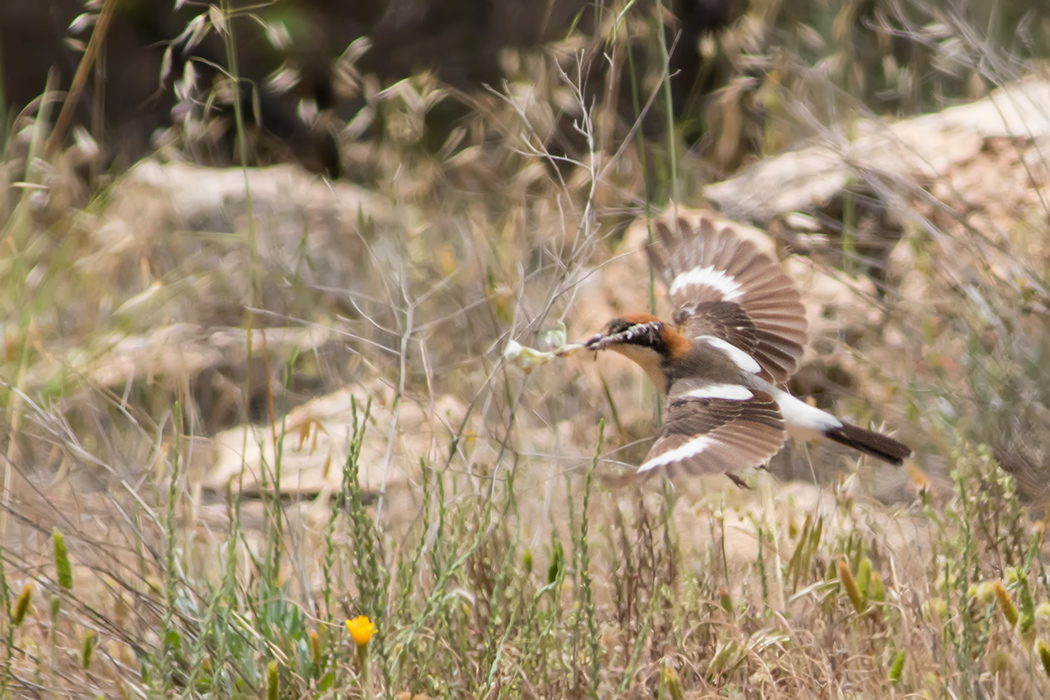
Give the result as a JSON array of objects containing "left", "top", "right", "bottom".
[{"left": 824, "top": 423, "right": 911, "bottom": 466}]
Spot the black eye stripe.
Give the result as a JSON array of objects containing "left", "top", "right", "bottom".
[{"left": 611, "top": 321, "right": 660, "bottom": 345}]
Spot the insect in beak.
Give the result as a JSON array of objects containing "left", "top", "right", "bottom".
[{"left": 583, "top": 333, "right": 604, "bottom": 351}]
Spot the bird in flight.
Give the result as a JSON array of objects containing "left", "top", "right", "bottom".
[{"left": 584, "top": 215, "right": 911, "bottom": 484}]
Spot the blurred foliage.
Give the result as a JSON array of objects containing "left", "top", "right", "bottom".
[{"left": 0, "top": 0, "right": 1049, "bottom": 696}]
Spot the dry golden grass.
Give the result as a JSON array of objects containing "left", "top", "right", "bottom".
[{"left": 1, "top": 1, "right": 1050, "bottom": 698}]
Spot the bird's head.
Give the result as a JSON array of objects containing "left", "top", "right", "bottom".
[
  {"left": 584, "top": 313, "right": 689, "bottom": 392},
  {"left": 585, "top": 313, "right": 666, "bottom": 353}
]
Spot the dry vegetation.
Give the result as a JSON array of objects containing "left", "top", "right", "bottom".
[{"left": 2, "top": 0, "right": 1050, "bottom": 698}]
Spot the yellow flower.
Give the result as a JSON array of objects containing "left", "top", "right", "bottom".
[{"left": 346, "top": 615, "right": 376, "bottom": 647}]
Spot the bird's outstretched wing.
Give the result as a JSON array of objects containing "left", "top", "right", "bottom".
[
  {"left": 635, "top": 383, "right": 786, "bottom": 482},
  {"left": 648, "top": 216, "right": 807, "bottom": 383}
]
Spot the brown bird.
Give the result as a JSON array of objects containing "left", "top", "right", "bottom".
[{"left": 585, "top": 216, "right": 911, "bottom": 483}]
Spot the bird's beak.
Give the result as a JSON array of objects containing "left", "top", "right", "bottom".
[
  {"left": 551, "top": 331, "right": 615, "bottom": 356},
  {"left": 583, "top": 332, "right": 605, "bottom": 351}
]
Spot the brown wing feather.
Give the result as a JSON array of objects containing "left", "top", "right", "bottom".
[
  {"left": 648, "top": 216, "right": 807, "bottom": 383},
  {"left": 634, "top": 389, "right": 786, "bottom": 482}
]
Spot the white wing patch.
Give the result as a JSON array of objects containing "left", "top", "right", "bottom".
[
  {"left": 639, "top": 435, "right": 713, "bottom": 472},
  {"left": 700, "top": 336, "right": 762, "bottom": 374},
  {"left": 669, "top": 266, "right": 743, "bottom": 301},
  {"left": 684, "top": 384, "right": 754, "bottom": 401}
]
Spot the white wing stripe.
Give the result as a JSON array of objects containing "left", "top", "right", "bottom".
[
  {"left": 699, "top": 336, "right": 762, "bottom": 374},
  {"left": 684, "top": 384, "right": 753, "bottom": 401},
  {"left": 670, "top": 266, "right": 743, "bottom": 301},
  {"left": 639, "top": 435, "right": 713, "bottom": 472}
]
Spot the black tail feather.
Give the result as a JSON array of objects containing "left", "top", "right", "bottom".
[{"left": 824, "top": 423, "right": 911, "bottom": 466}]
